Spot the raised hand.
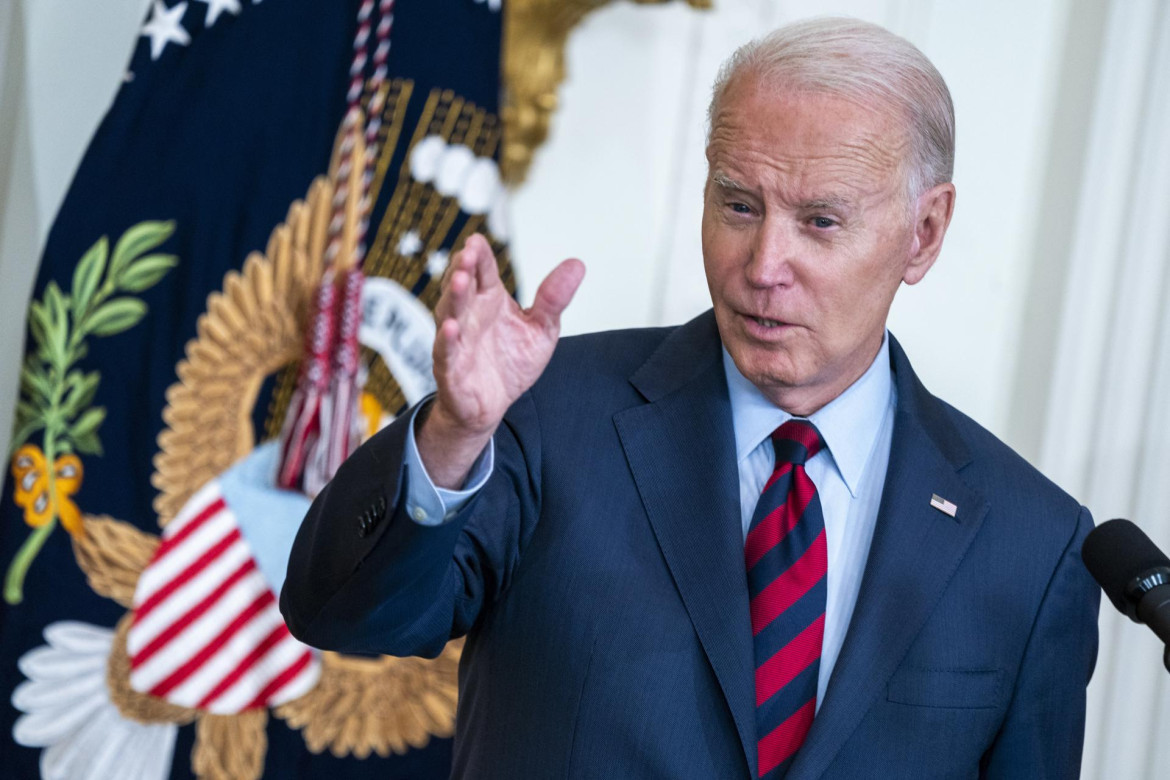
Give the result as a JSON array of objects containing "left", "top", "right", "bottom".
[{"left": 417, "top": 234, "right": 585, "bottom": 488}]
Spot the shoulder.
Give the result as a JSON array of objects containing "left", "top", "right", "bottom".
[
  {"left": 889, "top": 334, "right": 1085, "bottom": 539},
  {"left": 892, "top": 349, "right": 1098, "bottom": 656},
  {"left": 937, "top": 398, "right": 1082, "bottom": 523},
  {"left": 916, "top": 403, "right": 1092, "bottom": 607}
]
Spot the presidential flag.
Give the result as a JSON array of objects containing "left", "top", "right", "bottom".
[{"left": 0, "top": 1, "right": 511, "bottom": 777}]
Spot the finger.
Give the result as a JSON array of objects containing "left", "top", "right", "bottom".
[
  {"left": 434, "top": 258, "right": 465, "bottom": 321},
  {"left": 465, "top": 233, "right": 501, "bottom": 292},
  {"left": 528, "top": 258, "right": 586, "bottom": 330},
  {"left": 431, "top": 318, "right": 464, "bottom": 412},
  {"left": 441, "top": 238, "right": 484, "bottom": 301},
  {"left": 439, "top": 250, "right": 459, "bottom": 290},
  {"left": 433, "top": 317, "right": 460, "bottom": 376},
  {"left": 433, "top": 285, "right": 452, "bottom": 323},
  {"left": 458, "top": 239, "right": 480, "bottom": 299},
  {"left": 448, "top": 268, "right": 473, "bottom": 317},
  {"left": 437, "top": 243, "right": 467, "bottom": 305}
]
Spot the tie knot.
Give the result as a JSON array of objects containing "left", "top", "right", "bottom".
[{"left": 771, "top": 419, "right": 824, "bottom": 466}]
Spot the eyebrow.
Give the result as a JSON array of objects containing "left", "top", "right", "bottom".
[
  {"left": 711, "top": 173, "right": 853, "bottom": 211},
  {"left": 711, "top": 173, "right": 749, "bottom": 192},
  {"left": 800, "top": 196, "right": 851, "bottom": 211}
]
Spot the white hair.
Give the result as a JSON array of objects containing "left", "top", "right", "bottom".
[{"left": 708, "top": 17, "right": 955, "bottom": 198}]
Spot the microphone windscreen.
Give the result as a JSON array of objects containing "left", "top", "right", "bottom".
[{"left": 1082, "top": 518, "right": 1170, "bottom": 616}]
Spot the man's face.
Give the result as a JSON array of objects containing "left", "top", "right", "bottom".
[{"left": 703, "top": 76, "right": 930, "bottom": 415}]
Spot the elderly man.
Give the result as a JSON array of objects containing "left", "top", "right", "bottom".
[{"left": 282, "top": 17, "right": 1099, "bottom": 778}]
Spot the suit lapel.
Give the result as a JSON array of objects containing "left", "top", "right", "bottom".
[
  {"left": 613, "top": 312, "right": 758, "bottom": 777},
  {"left": 786, "top": 337, "right": 990, "bottom": 779},
  {"left": 611, "top": 322, "right": 992, "bottom": 778}
]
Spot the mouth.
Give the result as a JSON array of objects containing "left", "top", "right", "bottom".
[{"left": 736, "top": 310, "right": 797, "bottom": 341}]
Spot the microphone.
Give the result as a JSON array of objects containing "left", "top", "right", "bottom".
[{"left": 1082, "top": 518, "right": 1170, "bottom": 672}]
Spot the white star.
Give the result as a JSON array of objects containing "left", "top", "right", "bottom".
[
  {"left": 141, "top": 1, "right": 191, "bottom": 61},
  {"left": 195, "top": 0, "right": 241, "bottom": 27},
  {"left": 427, "top": 250, "right": 450, "bottom": 277},
  {"left": 397, "top": 231, "right": 423, "bottom": 257}
]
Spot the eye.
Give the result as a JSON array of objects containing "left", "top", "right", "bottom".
[
  {"left": 810, "top": 216, "right": 837, "bottom": 229},
  {"left": 728, "top": 202, "right": 752, "bottom": 214}
]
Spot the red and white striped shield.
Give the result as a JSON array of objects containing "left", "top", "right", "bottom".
[{"left": 127, "top": 481, "right": 319, "bottom": 713}]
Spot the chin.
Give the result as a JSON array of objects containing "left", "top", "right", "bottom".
[
  {"left": 730, "top": 346, "right": 803, "bottom": 390},
  {"left": 749, "top": 369, "right": 806, "bottom": 396}
]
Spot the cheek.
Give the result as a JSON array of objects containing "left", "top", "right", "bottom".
[
  {"left": 700, "top": 213, "right": 716, "bottom": 274},
  {"left": 702, "top": 213, "right": 757, "bottom": 262},
  {"left": 821, "top": 268, "right": 899, "bottom": 337},
  {"left": 701, "top": 224, "right": 738, "bottom": 291}
]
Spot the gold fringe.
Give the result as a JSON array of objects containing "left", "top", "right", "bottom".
[
  {"left": 368, "top": 79, "right": 415, "bottom": 212},
  {"left": 271, "top": 86, "right": 516, "bottom": 438}
]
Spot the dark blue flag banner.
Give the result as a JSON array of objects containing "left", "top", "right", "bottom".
[{"left": 0, "top": 1, "right": 510, "bottom": 777}]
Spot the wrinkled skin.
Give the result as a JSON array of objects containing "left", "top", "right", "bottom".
[
  {"left": 703, "top": 74, "right": 955, "bottom": 416},
  {"left": 419, "top": 234, "right": 585, "bottom": 488}
]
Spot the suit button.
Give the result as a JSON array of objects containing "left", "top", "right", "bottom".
[
  {"left": 376, "top": 495, "right": 387, "bottom": 513},
  {"left": 357, "top": 513, "right": 371, "bottom": 537}
]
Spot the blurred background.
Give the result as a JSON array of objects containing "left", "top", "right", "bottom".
[{"left": 1, "top": 0, "right": 1168, "bottom": 776}]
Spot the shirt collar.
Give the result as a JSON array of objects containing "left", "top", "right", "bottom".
[{"left": 722, "top": 333, "right": 894, "bottom": 498}]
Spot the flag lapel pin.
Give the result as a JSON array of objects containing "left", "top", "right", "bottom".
[{"left": 930, "top": 494, "right": 958, "bottom": 518}]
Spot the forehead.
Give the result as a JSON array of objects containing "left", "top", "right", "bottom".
[{"left": 706, "top": 78, "right": 909, "bottom": 196}]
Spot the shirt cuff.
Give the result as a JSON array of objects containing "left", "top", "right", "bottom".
[{"left": 402, "top": 399, "right": 494, "bottom": 526}]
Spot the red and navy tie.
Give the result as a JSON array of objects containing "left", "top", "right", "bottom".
[{"left": 745, "top": 419, "right": 828, "bottom": 778}]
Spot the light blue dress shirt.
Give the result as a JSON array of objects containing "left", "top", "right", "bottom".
[
  {"left": 724, "top": 335, "right": 895, "bottom": 709},
  {"left": 402, "top": 335, "right": 896, "bottom": 709},
  {"left": 402, "top": 405, "right": 494, "bottom": 526}
]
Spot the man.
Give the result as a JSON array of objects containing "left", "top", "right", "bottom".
[{"left": 282, "top": 18, "right": 1100, "bottom": 778}]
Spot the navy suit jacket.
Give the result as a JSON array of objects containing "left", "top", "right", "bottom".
[{"left": 281, "top": 311, "right": 1099, "bottom": 778}]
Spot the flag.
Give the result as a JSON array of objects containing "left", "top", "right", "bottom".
[{"left": 0, "top": 0, "right": 511, "bottom": 777}]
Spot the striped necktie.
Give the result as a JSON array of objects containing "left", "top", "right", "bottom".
[{"left": 745, "top": 419, "right": 828, "bottom": 778}]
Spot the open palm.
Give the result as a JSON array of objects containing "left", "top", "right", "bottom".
[{"left": 420, "top": 234, "right": 585, "bottom": 487}]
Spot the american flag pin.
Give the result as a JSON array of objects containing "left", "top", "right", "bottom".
[{"left": 930, "top": 494, "right": 958, "bottom": 518}]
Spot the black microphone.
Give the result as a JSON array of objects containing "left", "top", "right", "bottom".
[{"left": 1083, "top": 518, "right": 1170, "bottom": 671}]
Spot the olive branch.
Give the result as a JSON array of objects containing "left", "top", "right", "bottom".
[{"left": 5, "top": 220, "right": 178, "bottom": 604}]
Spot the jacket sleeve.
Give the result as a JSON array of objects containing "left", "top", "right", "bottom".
[
  {"left": 981, "top": 505, "right": 1100, "bottom": 778},
  {"left": 279, "top": 390, "right": 542, "bottom": 659}
]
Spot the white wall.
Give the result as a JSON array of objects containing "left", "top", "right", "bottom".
[
  {"left": 2, "top": 0, "right": 1167, "bottom": 775},
  {"left": 509, "top": 0, "right": 1075, "bottom": 450}
]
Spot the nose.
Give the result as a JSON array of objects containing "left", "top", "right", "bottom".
[{"left": 744, "top": 216, "right": 796, "bottom": 289}]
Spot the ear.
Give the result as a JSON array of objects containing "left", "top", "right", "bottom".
[{"left": 903, "top": 182, "right": 956, "bottom": 285}]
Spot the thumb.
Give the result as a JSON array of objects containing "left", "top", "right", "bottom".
[{"left": 528, "top": 258, "right": 586, "bottom": 329}]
